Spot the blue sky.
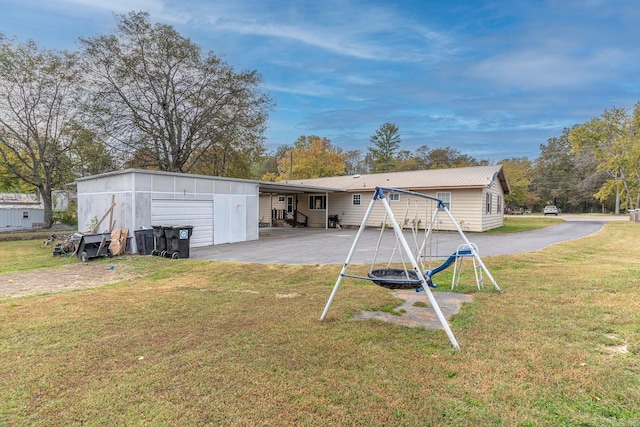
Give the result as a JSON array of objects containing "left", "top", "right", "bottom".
[{"left": 1, "top": 0, "right": 639, "bottom": 162}]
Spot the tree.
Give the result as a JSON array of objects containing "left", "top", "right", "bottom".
[
  {"left": 275, "top": 136, "right": 345, "bottom": 180},
  {"left": 568, "top": 106, "right": 640, "bottom": 212},
  {"left": 258, "top": 145, "right": 292, "bottom": 181},
  {"left": 66, "top": 122, "right": 118, "bottom": 177},
  {"left": 532, "top": 129, "right": 579, "bottom": 211},
  {"left": 500, "top": 157, "right": 537, "bottom": 210},
  {"left": 368, "top": 123, "right": 400, "bottom": 172},
  {"left": 0, "top": 36, "right": 83, "bottom": 228},
  {"left": 80, "top": 12, "right": 272, "bottom": 175},
  {"left": 344, "top": 149, "right": 365, "bottom": 175},
  {"left": 413, "top": 144, "right": 485, "bottom": 169},
  {"left": 394, "top": 150, "right": 420, "bottom": 171}
]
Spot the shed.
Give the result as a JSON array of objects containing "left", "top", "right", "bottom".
[
  {"left": 76, "top": 169, "right": 260, "bottom": 253},
  {"left": 0, "top": 193, "right": 45, "bottom": 231}
]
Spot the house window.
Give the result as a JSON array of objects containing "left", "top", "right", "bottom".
[
  {"left": 352, "top": 194, "right": 361, "bottom": 206},
  {"left": 277, "top": 196, "right": 285, "bottom": 203},
  {"left": 436, "top": 192, "right": 451, "bottom": 211},
  {"left": 485, "top": 193, "right": 492, "bottom": 214},
  {"left": 309, "top": 195, "right": 326, "bottom": 210},
  {"left": 389, "top": 192, "right": 400, "bottom": 202},
  {"left": 23, "top": 211, "right": 29, "bottom": 219},
  {"left": 497, "top": 195, "right": 502, "bottom": 214}
]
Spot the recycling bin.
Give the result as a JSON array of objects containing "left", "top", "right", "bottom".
[{"left": 162, "top": 225, "right": 194, "bottom": 259}]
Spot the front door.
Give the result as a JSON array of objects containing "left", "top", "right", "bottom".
[{"left": 286, "top": 196, "right": 294, "bottom": 219}]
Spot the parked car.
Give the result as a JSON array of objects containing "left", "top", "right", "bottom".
[{"left": 543, "top": 205, "right": 559, "bottom": 215}]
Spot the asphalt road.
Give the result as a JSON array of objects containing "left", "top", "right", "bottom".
[{"left": 190, "top": 215, "right": 628, "bottom": 265}]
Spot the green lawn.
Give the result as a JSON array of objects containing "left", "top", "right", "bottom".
[{"left": 1, "top": 221, "right": 639, "bottom": 425}]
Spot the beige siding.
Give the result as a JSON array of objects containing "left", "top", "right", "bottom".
[
  {"left": 259, "top": 181, "right": 505, "bottom": 232},
  {"left": 259, "top": 194, "right": 288, "bottom": 223},
  {"left": 328, "top": 189, "right": 485, "bottom": 232},
  {"left": 481, "top": 179, "right": 505, "bottom": 231}
]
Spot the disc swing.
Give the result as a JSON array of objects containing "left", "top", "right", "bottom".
[
  {"left": 319, "top": 187, "right": 502, "bottom": 349},
  {"left": 367, "top": 193, "right": 436, "bottom": 290}
]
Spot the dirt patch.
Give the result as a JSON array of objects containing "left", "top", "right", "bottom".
[
  {"left": 354, "top": 290, "right": 473, "bottom": 329},
  {"left": 0, "top": 261, "right": 144, "bottom": 298}
]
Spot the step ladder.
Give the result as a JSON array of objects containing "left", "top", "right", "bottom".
[{"left": 452, "top": 243, "right": 484, "bottom": 290}]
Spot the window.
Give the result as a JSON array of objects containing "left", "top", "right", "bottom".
[
  {"left": 277, "top": 196, "right": 285, "bottom": 203},
  {"left": 436, "top": 192, "right": 451, "bottom": 211},
  {"left": 22, "top": 211, "right": 29, "bottom": 219},
  {"left": 352, "top": 194, "right": 361, "bottom": 206},
  {"left": 308, "top": 195, "right": 326, "bottom": 210},
  {"left": 497, "top": 195, "right": 502, "bottom": 214},
  {"left": 485, "top": 193, "right": 492, "bottom": 214},
  {"left": 388, "top": 192, "right": 400, "bottom": 202}
]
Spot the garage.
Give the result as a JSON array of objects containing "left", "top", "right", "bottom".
[
  {"left": 151, "top": 199, "right": 214, "bottom": 247},
  {"left": 77, "top": 169, "right": 260, "bottom": 253}
]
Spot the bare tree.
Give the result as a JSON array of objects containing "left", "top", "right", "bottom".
[
  {"left": 0, "top": 36, "right": 83, "bottom": 228},
  {"left": 80, "top": 12, "right": 272, "bottom": 174}
]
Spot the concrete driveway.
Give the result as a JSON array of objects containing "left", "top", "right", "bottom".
[{"left": 191, "top": 214, "right": 628, "bottom": 265}]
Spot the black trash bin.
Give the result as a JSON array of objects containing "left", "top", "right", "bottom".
[
  {"left": 134, "top": 228, "right": 154, "bottom": 255},
  {"left": 151, "top": 225, "right": 167, "bottom": 256},
  {"left": 162, "top": 225, "right": 194, "bottom": 259}
]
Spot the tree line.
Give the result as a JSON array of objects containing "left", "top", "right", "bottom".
[
  {"left": 1, "top": 12, "right": 638, "bottom": 229},
  {"left": 258, "top": 112, "right": 640, "bottom": 215}
]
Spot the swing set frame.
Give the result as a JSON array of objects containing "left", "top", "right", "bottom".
[{"left": 319, "top": 187, "right": 502, "bottom": 349}]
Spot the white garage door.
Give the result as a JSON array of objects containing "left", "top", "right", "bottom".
[{"left": 151, "top": 199, "right": 214, "bottom": 247}]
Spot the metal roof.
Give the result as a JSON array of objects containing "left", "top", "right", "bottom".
[
  {"left": 74, "top": 165, "right": 509, "bottom": 195},
  {"left": 279, "top": 165, "right": 510, "bottom": 194},
  {"left": 0, "top": 193, "right": 43, "bottom": 208},
  {"left": 258, "top": 181, "right": 344, "bottom": 194},
  {"left": 75, "top": 168, "right": 345, "bottom": 195}
]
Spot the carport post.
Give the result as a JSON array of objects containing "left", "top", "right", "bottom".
[{"left": 325, "top": 191, "right": 329, "bottom": 229}]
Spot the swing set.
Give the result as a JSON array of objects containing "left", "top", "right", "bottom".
[{"left": 319, "top": 187, "right": 502, "bottom": 349}]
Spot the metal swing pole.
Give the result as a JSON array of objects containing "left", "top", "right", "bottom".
[
  {"left": 379, "top": 194, "right": 460, "bottom": 349},
  {"left": 443, "top": 206, "right": 502, "bottom": 292},
  {"left": 320, "top": 191, "right": 380, "bottom": 321}
]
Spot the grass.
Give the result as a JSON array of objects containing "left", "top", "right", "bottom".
[
  {"left": 0, "top": 239, "right": 78, "bottom": 273},
  {"left": 1, "top": 221, "right": 640, "bottom": 425},
  {"left": 485, "top": 215, "right": 564, "bottom": 233}
]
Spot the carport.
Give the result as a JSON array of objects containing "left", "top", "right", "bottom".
[{"left": 258, "top": 181, "right": 343, "bottom": 229}]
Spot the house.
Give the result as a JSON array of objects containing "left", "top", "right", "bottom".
[
  {"left": 0, "top": 193, "right": 45, "bottom": 231},
  {"left": 76, "top": 169, "right": 262, "bottom": 252},
  {"left": 259, "top": 165, "right": 510, "bottom": 232},
  {"left": 76, "top": 165, "right": 509, "bottom": 254}
]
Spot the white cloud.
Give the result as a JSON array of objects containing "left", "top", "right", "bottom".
[
  {"left": 42, "top": 0, "right": 191, "bottom": 25},
  {"left": 470, "top": 47, "right": 626, "bottom": 89}
]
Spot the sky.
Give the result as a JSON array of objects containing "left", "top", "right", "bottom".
[{"left": 1, "top": 0, "right": 639, "bottom": 163}]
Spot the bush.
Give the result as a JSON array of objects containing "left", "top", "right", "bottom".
[{"left": 54, "top": 209, "right": 78, "bottom": 227}]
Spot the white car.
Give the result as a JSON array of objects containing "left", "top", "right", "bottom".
[{"left": 543, "top": 205, "right": 559, "bottom": 215}]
